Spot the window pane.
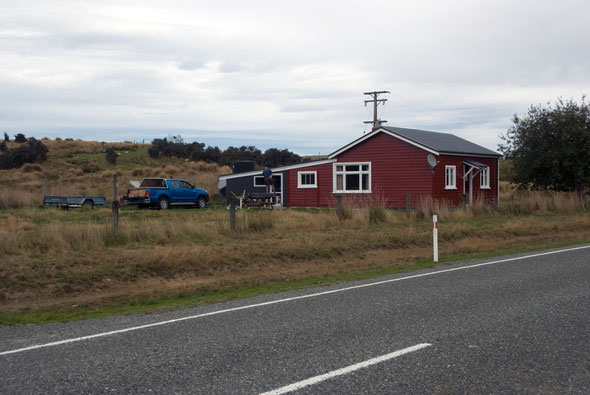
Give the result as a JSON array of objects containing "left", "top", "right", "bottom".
[
  {"left": 336, "top": 165, "right": 343, "bottom": 172},
  {"left": 309, "top": 174, "right": 315, "bottom": 185},
  {"left": 362, "top": 165, "right": 369, "bottom": 171},
  {"left": 362, "top": 174, "right": 369, "bottom": 190},
  {"left": 346, "top": 165, "right": 359, "bottom": 171},
  {"left": 336, "top": 174, "right": 343, "bottom": 190},
  {"left": 346, "top": 174, "right": 359, "bottom": 190}
]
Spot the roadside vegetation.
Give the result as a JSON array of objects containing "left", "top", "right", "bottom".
[{"left": 0, "top": 138, "right": 589, "bottom": 324}]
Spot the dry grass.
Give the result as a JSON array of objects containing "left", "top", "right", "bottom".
[
  {"left": 0, "top": 139, "right": 230, "bottom": 209},
  {"left": 1, "top": 201, "right": 589, "bottom": 310},
  {"left": 2, "top": 139, "right": 590, "bottom": 312}
]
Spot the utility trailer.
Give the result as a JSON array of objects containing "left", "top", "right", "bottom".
[{"left": 43, "top": 196, "right": 107, "bottom": 210}]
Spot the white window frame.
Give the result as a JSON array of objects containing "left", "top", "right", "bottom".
[
  {"left": 253, "top": 176, "right": 265, "bottom": 188},
  {"left": 445, "top": 165, "right": 456, "bottom": 190},
  {"left": 480, "top": 166, "right": 490, "bottom": 189},
  {"left": 333, "top": 162, "right": 371, "bottom": 194},
  {"left": 297, "top": 171, "right": 317, "bottom": 189}
]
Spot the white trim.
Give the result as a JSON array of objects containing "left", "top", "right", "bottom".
[
  {"left": 445, "top": 165, "right": 456, "bottom": 190},
  {"left": 329, "top": 128, "right": 439, "bottom": 158},
  {"left": 497, "top": 158, "right": 500, "bottom": 205},
  {"left": 253, "top": 176, "right": 266, "bottom": 188},
  {"left": 333, "top": 162, "right": 371, "bottom": 194},
  {"left": 480, "top": 166, "right": 490, "bottom": 189},
  {"left": 297, "top": 171, "right": 317, "bottom": 189},
  {"left": 218, "top": 159, "right": 336, "bottom": 181}
]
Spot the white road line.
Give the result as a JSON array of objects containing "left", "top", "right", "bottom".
[
  {"left": 259, "top": 343, "right": 432, "bottom": 395},
  {"left": 1, "top": 244, "right": 589, "bottom": 356}
]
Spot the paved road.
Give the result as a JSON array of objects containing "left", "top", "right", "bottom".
[{"left": 1, "top": 245, "right": 589, "bottom": 393}]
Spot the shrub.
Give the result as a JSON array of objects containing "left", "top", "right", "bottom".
[
  {"left": 14, "top": 133, "right": 26, "bottom": 143},
  {"left": 105, "top": 147, "right": 118, "bottom": 164},
  {"left": 368, "top": 206, "right": 387, "bottom": 224},
  {"left": 0, "top": 138, "right": 48, "bottom": 169},
  {"left": 0, "top": 141, "right": 6, "bottom": 152}
]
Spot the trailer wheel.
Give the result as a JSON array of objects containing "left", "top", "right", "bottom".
[
  {"left": 159, "top": 197, "right": 170, "bottom": 210},
  {"left": 82, "top": 200, "right": 94, "bottom": 210},
  {"left": 197, "top": 197, "right": 207, "bottom": 209}
]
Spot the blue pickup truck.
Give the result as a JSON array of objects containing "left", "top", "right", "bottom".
[{"left": 124, "top": 178, "right": 209, "bottom": 210}]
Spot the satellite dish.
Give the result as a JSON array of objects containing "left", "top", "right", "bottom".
[{"left": 427, "top": 154, "right": 438, "bottom": 168}]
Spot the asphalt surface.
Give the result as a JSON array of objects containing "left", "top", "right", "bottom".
[{"left": 1, "top": 245, "right": 589, "bottom": 394}]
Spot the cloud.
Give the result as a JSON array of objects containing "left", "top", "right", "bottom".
[{"left": 0, "top": 0, "right": 589, "bottom": 154}]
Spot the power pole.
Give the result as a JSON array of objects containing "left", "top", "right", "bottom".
[{"left": 363, "top": 90, "right": 390, "bottom": 129}]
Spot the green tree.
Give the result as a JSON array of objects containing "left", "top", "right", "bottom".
[
  {"left": 499, "top": 97, "right": 590, "bottom": 194},
  {"left": 262, "top": 148, "right": 301, "bottom": 167},
  {"left": 105, "top": 147, "right": 118, "bottom": 164},
  {"left": 0, "top": 138, "right": 48, "bottom": 169}
]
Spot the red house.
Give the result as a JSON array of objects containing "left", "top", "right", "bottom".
[{"left": 219, "top": 126, "right": 502, "bottom": 208}]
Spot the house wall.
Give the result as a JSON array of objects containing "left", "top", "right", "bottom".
[
  {"left": 433, "top": 155, "right": 498, "bottom": 206},
  {"left": 286, "top": 162, "right": 334, "bottom": 207},
  {"left": 225, "top": 171, "right": 285, "bottom": 204},
  {"left": 335, "top": 132, "right": 434, "bottom": 208}
]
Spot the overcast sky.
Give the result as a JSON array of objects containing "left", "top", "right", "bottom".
[{"left": 1, "top": 0, "right": 589, "bottom": 155}]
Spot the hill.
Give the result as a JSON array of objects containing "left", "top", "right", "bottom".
[{"left": 0, "top": 138, "right": 230, "bottom": 209}]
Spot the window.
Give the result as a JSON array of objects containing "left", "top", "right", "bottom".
[
  {"left": 169, "top": 180, "right": 181, "bottom": 188},
  {"left": 333, "top": 162, "right": 371, "bottom": 193},
  {"left": 445, "top": 166, "right": 456, "bottom": 189},
  {"left": 480, "top": 167, "right": 490, "bottom": 188},
  {"left": 253, "top": 176, "right": 265, "bottom": 187},
  {"left": 297, "top": 171, "right": 317, "bottom": 188},
  {"left": 181, "top": 180, "right": 193, "bottom": 189}
]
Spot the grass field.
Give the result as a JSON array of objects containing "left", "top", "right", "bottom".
[{"left": 1, "top": 139, "right": 589, "bottom": 324}]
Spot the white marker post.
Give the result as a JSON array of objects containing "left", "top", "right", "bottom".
[{"left": 433, "top": 215, "right": 438, "bottom": 262}]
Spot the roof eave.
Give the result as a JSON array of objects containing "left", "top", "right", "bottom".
[
  {"left": 439, "top": 151, "right": 502, "bottom": 158},
  {"left": 329, "top": 127, "right": 440, "bottom": 158}
]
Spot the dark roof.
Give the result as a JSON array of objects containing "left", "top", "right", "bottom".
[{"left": 381, "top": 126, "right": 502, "bottom": 157}]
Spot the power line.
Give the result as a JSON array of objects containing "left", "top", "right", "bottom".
[{"left": 388, "top": 92, "right": 475, "bottom": 125}]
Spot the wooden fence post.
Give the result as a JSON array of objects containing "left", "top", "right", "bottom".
[
  {"left": 43, "top": 174, "right": 48, "bottom": 197},
  {"left": 336, "top": 196, "right": 343, "bottom": 221},
  {"left": 229, "top": 198, "right": 236, "bottom": 231},
  {"left": 112, "top": 175, "right": 119, "bottom": 235},
  {"left": 406, "top": 193, "right": 411, "bottom": 219}
]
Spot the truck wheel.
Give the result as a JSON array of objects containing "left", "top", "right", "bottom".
[
  {"left": 82, "top": 200, "right": 94, "bottom": 210},
  {"left": 197, "top": 197, "right": 207, "bottom": 209},
  {"left": 159, "top": 197, "right": 170, "bottom": 210}
]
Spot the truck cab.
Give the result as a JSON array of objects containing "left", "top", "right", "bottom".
[{"left": 125, "top": 178, "right": 209, "bottom": 209}]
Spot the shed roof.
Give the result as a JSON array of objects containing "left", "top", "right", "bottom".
[{"left": 329, "top": 126, "right": 502, "bottom": 158}]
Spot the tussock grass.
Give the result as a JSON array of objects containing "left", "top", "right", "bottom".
[
  {"left": 1, "top": 139, "right": 590, "bottom": 318},
  {"left": 0, "top": 139, "right": 230, "bottom": 208}
]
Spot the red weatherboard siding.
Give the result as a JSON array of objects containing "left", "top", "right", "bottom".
[
  {"left": 286, "top": 162, "right": 334, "bottom": 207},
  {"left": 285, "top": 132, "right": 499, "bottom": 208},
  {"left": 336, "top": 133, "right": 433, "bottom": 208},
  {"left": 433, "top": 155, "right": 498, "bottom": 206}
]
